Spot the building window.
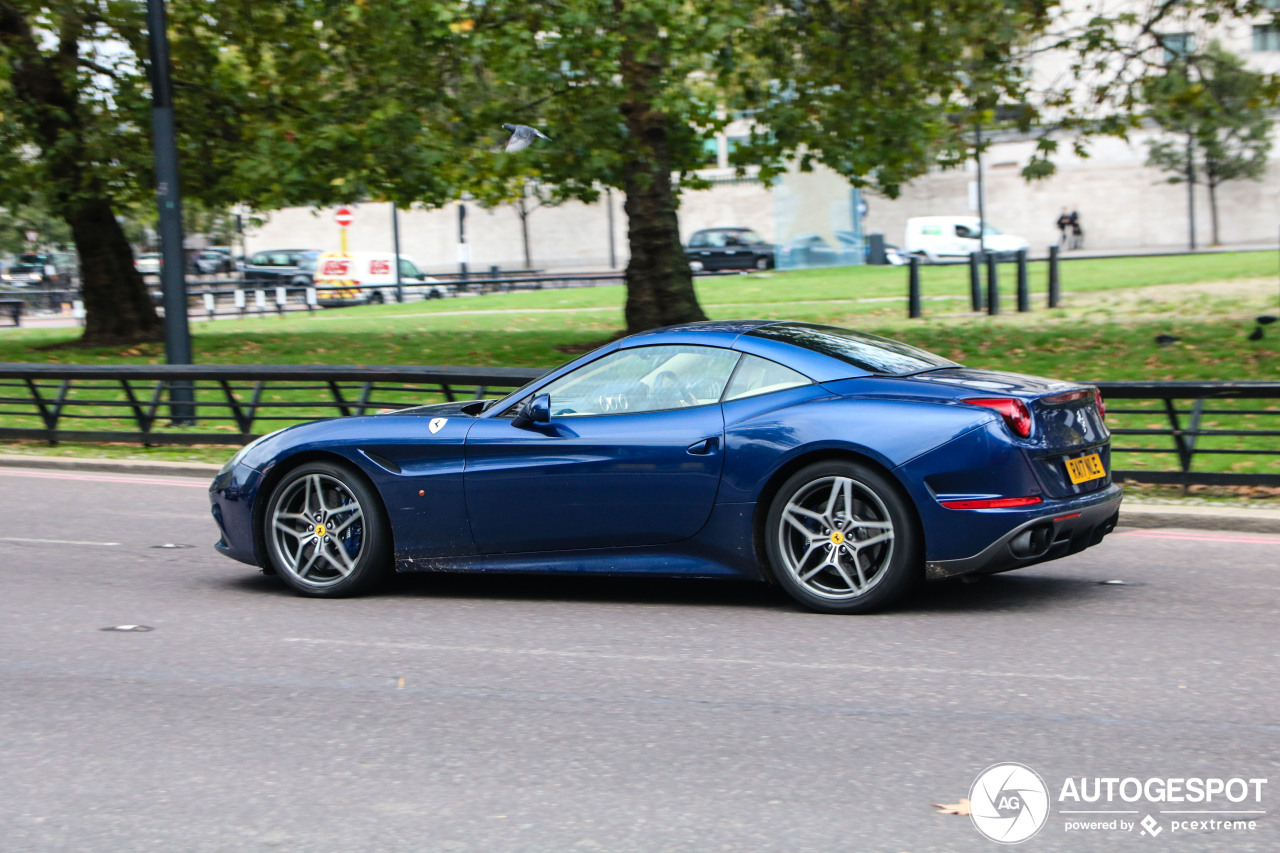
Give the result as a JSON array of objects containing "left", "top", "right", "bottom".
[
  {"left": 1161, "top": 32, "right": 1194, "bottom": 64},
  {"left": 1254, "top": 25, "right": 1280, "bottom": 52}
]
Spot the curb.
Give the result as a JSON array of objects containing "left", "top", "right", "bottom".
[
  {"left": 1116, "top": 503, "right": 1280, "bottom": 535},
  {"left": 2, "top": 453, "right": 1278, "bottom": 534},
  {"left": 0, "top": 454, "right": 220, "bottom": 480}
]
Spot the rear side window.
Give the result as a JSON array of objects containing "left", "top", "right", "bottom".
[
  {"left": 724, "top": 355, "right": 810, "bottom": 401},
  {"left": 747, "top": 323, "right": 956, "bottom": 376}
]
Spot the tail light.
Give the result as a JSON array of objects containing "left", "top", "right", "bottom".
[
  {"left": 1095, "top": 388, "right": 1106, "bottom": 421},
  {"left": 964, "top": 397, "right": 1032, "bottom": 438},
  {"left": 940, "top": 496, "right": 1042, "bottom": 510}
]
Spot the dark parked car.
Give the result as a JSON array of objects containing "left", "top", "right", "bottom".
[
  {"left": 209, "top": 320, "right": 1120, "bottom": 614},
  {"left": 685, "top": 227, "right": 775, "bottom": 272},
  {"left": 242, "top": 249, "right": 322, "bottom": 287},
  {"left": 3, "top": 252, "right": 78, "bottom": 287},
  {"left": 192, "top": 249, "right": 235, "bottom": 275}
]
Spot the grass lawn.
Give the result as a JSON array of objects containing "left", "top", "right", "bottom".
[{"left": 1, "top": 252, "right": 1277, "bottom": 484}]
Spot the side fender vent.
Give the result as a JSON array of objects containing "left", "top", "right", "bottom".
[{"left": 361, "top": 450, "right": 402, "bottom": 474}]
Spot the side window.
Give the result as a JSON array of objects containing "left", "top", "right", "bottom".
[
  {"left": 955, "top": 225, "right": 976, "bottom": 239},
  {"left": 724, "top": 354, "right": 811, "bottom": 401},
  {"left": 538, "top": 345, "right": 740, "bottom": 417},
  {"left": 399, "top": 258, "right": 422, "bottom": 278},
  {"left": 689, "top": 232, "right": 709, "bottom": 248},
  {"left": 249, "top": 252, "right": 269, "bottom": 266}
]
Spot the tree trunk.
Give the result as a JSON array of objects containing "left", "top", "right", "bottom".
[
  {"left": 617, "top": 6, "right": 707, "bottom": 334},
  {"left": 517, "top": 195, "right": 532, "bottom": 270},
  {"left": 69, "top": 197, "right": 163, "bottom": 344},
  {"left": 1206, "top": 172, "right": 1221, "bottom": 247}
]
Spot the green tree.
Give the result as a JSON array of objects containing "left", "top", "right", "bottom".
[
  {"left": 0, "top": 196, "right": 72, "bottom": 256},
  {"left": 456, "top": 0, "right": 1064, "bottom": 333},
  {"left": 1144, "top": 43, "right": 1274, "bottom": 246},
  {"left": 0, "top": 1, "right": 162, "bottom": 343}
]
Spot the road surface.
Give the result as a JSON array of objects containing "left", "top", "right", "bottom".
[{"left": 1, "top": 466, "right": 1276, "bottom": 851}]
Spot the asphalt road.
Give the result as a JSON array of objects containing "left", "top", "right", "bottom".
[{"left": 1, "top": 466, "right": 1277, "bottom": 852}]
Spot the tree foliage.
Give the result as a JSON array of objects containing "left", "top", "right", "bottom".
[
  {"left": 1144, "top": 42, "right": 1274, "bottom": 245},
  {"left": 1, "top": 0, "right": 1277, "bottom": 344}
]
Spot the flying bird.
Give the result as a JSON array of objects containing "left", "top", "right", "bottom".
[{"left": 502, "top": 123, "right": 551, "bottom": 152}]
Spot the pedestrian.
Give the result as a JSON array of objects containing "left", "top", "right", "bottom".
[
  {"left": 1055, "top": 207, "right": 1072, "bottom": 248},
  {"left": 1068, "top": 208, "right": 1083, "bottom": 250}
]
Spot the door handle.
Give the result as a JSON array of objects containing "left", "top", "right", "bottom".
[{"left": 686, "top": 437, "right": 718, "bottom": 455}]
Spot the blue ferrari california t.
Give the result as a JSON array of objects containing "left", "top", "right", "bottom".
[{"left": 209, "top": 321, "right": 1120, "bottom": 613}]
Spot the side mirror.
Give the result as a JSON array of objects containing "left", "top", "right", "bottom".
[{"left": 512, "top": 393, "right": 551, "bottom": 429}]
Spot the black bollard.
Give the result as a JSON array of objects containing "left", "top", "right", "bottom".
[
  {"left": 1048, "top": 245, "right": 1061, "bottom": 308},
  {"left": 1016, "top": 249, "right": 1029, "bottom": 312},
  {"left": 969, "top": 251, "right": 984, "bottom": 311},
  {"left": 908, "top": 256, "right": 922, "bottom": 318},
  {"left": 986, "top": 253, "right": 1000, "bottom": 315}
]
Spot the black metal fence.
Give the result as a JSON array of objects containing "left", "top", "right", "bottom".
[
  {"left": 0, "top": 364, "right": 543, "bottom": 446},
  {"left": 1096, "top": 380, "right": 1280, "bottom": 488},
  {"left": 0, "top": 364, "right": 1276, "bottom": 487}
]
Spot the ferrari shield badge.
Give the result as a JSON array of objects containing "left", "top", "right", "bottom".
[{"left": 429, "top": 417, "right": 447, "bottom": 434}]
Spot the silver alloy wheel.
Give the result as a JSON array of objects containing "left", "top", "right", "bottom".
[
  {"left": 269, "top": 472, "right": 367, "bottom": 590},
  {"left": 775, "top": 474, "right": 896, "bottom": 600}
]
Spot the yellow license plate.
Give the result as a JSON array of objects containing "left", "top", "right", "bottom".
[{"left": 1065, "top": 453, "right": 1106, "bottom": 484}]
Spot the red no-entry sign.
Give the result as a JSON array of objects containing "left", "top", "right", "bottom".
[{"left": 334, "top": 207, "right": 353, "bottom": 228}]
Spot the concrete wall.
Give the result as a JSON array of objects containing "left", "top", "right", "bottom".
[
  {"left": 245, "top": 127, "right": 1280, "bottom": 271},
  {"left": 865, "top": 128, "right": 1280, "bottom": 252}
]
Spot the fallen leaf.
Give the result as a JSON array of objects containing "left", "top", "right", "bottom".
[{"left": 931, "top": 798, "right": 971, "bottom": 815}]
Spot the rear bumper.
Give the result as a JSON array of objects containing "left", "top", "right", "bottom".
[{"left": 925, "top": 484, "right": 1122, "bottom": 580}]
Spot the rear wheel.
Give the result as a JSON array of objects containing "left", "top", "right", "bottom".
[
  {"left": 263, "top": 461, "right": 391, "bottom": 597},
  {"left": 764, "top": 461, "right": 921, "bottom": 614}
]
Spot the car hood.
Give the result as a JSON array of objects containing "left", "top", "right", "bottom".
[{"left": 384, "top": 399, "right": 494, "bottom": 417}]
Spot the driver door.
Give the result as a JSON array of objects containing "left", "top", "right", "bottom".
[{"left": 464, "top": 345, "right": 740, "bottom": 554}]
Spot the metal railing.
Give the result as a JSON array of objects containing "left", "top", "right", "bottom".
[
  {"left": 0, "top": 365, "right": 1275, "bottom": 486},
  {"left": 1095, "top": 381, "right": 1280, "bottom": 487},
  {"left": 0, "top": 364, "right": 543, "bottom": 446}
]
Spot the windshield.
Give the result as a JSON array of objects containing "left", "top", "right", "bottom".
[{"left": 746, "top": 324, "right": 957, "bottom": 376}]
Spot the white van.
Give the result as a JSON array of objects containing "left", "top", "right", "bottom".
[
  {"left": 312, "top": 252, "right": 451, "bottom": 305},
  {"left": 903, "top": 216, "right": 1030, "bottom": 263}
]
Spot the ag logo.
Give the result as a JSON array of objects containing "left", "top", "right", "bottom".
[
  {"left": 429, "top": 417, "right": 447, "bottom": 434},
  {"left": 969, "top": 763, "right": 1050, "bottom": 844}
]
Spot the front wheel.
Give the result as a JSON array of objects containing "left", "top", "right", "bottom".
[
  {"left": 263, "top": 461, "right": 391, "bottom": 597},
  {"left": 764, "top": 461, "right": 921, "bottom": 614}
]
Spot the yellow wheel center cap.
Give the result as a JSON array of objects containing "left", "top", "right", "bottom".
[
  {"left": 314, "top": 523, "right": 327, "bottom": 537},
  {"left": 830, "top": 531, "right": 845, "bottom": 545}
]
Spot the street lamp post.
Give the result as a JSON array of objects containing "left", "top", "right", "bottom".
[{"left": 145, "top": 0, "right": 194, "bottom": 424}]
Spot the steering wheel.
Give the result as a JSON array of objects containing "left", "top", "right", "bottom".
[{"left": 653, "top": 370, "right": 696, "bottom": 407}]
